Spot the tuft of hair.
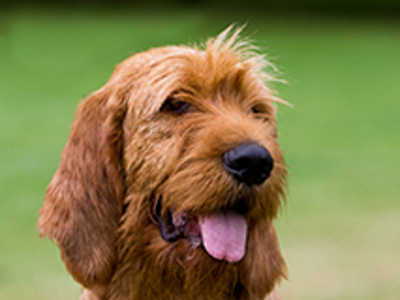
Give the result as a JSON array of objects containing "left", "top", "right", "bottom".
[{"left": 202, "top": 25, "right": 291, "bottom": 107}]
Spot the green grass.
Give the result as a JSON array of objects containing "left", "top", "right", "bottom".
[{"left": 1, "top": 7, "right": 399, "bottom": 300}]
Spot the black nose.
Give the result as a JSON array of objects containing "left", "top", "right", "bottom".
[{"left": 222, "top": 144, "right": 274, "bottom": 185}]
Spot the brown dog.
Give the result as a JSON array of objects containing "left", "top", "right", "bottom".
[{"left": 38, "top": 28, "right": 288, "bottom": 300}]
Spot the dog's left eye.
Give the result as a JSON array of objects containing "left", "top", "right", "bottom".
[
  {"left": 250, "top": 106, "right": 261, "bottom": 114},
  {"left": 160, "top": 98, "right": 193, "bottom": 115},
  {"left": 250, "top": 103, "right": 271, "bottom": 121},
  {"left": 250, "top": 104, "right": 268, "bottom": 115}
]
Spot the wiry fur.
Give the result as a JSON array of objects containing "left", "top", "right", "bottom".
[{"left": 38, "top": 28, "right": 288, "bottom": 300}]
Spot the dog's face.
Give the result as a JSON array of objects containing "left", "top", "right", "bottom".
[
  {"left": 121, "top": 44, "right": 286, "bottom": 261},
  {"left": 39, "top": 29, "right": 287, "bottom": 300}
]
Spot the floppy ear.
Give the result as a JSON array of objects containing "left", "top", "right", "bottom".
[
  {"left": 38, "top": 88, "right": 126, "bottom": 288},
  {"left": 240, "top": 222, "right": 286, "bottom": 300}
]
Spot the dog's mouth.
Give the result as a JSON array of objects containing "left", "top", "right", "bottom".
[{"left": 154, "top": 200, "right": 248, "bottom": 263}]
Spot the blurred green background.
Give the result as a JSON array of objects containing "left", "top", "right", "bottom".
[{"left": 1, "top": 1, "right": 399, "bottom": 300}]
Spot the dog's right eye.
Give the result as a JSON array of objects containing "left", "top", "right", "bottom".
[{"left": 160, "top": 98, "right": 192, "bottom": 115}]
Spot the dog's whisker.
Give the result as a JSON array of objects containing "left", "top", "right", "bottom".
[{"left": 166, "top": 242, "right": 179, "bottom": 258}]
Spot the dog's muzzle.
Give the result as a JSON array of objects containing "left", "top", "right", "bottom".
[
  {"left": 222, "top": 143, "right": 274, "bottom": 185},
  {"left": 154, "top": 143, "right": 273, "bottom": 263}
]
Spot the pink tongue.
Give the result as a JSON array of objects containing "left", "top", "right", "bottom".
[{"left": 199, "top": 211, "right": 247, "bottom": 263}]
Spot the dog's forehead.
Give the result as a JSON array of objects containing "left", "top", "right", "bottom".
[
  {"left": 132, "top": 46, "right": 250, "bottom": 86},
  {"left": 112, "top": 43, "right": 274, "bottom": 116}
]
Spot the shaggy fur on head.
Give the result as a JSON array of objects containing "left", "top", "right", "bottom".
[{"left": 38, "top": 27, "right": 288, "bottom": 300}]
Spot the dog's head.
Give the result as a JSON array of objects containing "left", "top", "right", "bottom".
[{"left": 39, "top": 28, "right": 287, "bottom": 299}]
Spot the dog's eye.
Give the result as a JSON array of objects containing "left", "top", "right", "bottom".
[
  {"left": 250, "top": 104, "right": 267, "bottom": 115},
  {"left": 250, "top": 106, "right": 261, "bottom": 114},
  {"left": 250, "top": 104, "right": 271, "bottom": 121},
  {"left": 160, "top": 98, "right": 192, "bottom": 115}
]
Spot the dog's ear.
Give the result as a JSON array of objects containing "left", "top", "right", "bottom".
[
  {"left": 240, "top": 222, "right": 286, "bottom": 299},
  {"left": 38, "top": 88, "right": 126, "bottom": 288}
]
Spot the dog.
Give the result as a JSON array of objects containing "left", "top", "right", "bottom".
[{"left": 38, "top": 27, "right": 288, "bottom": 300}]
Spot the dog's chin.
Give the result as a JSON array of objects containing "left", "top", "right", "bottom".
[{"left": 155, "top": 200, "right": 249, "bottom": 263}]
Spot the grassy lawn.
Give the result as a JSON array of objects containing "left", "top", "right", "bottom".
[{"left": 1, "top": 6, "right": 399, "bottom": 300}]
